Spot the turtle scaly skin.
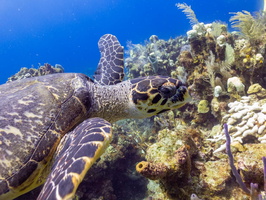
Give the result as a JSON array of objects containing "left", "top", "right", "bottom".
[
  {"left": 0, "top": 73, "right": 93, "bottom": 199},
  {"left": 0, "top": 34, "right": 191, "bottom": 200}
]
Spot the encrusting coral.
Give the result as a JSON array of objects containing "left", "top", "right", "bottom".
[{"left": 197, "top": 100, "right": 209, "bottom": 113}]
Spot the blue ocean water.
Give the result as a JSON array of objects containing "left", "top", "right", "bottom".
[{"left": 0, "top": 0, "right": 261, "bottom": 84}]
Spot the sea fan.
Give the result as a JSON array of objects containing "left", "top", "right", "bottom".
[
  {"left": 176, "top": 3, "right": 199, "bottom": 26},
  {"left": 230, "top": 11, "right": 266, "bottom": 41}
]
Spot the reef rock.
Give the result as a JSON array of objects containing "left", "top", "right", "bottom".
[{"left": 7, "top": 63, "right": 64, "bottom": 82}]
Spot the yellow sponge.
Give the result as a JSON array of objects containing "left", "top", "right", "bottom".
[{"left": 136, "top": 161, "right": 169, "bottom": 180}]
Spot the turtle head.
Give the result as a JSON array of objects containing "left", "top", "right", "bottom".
[{"left": 129, "top": 76, "right": 191, "bottom": 118}]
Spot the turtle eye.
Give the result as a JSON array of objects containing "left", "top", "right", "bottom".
[{"left": 159, "top": 83, "right": 176, "bottom": 98}]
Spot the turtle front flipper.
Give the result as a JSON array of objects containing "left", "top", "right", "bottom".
[
  {"left": 37, "top": 117, "right": 112, "bottom": 200},
  {"left": 94, "top": 34, "right": 124, "bottom": 85}
]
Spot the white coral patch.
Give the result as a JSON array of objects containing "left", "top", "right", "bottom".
[
  {"left": 214, "top": 95, "right": 266, "bottom": 153},
  {"left": 227, "top": 77, "right": 245, "bottom": 93}
]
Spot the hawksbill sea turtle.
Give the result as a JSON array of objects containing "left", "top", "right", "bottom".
[{"left": 0, "top": 34, "right": 191, "bottom": 200}]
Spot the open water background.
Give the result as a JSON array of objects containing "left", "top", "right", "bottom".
[{"left": 0, "top": 0, "right": 260, "bottom": 84}]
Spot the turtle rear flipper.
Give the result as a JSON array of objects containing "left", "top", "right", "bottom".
[
  {"left": 37, "top": 118, "right": 112, "bottom": 200},
  {"left": 94, "top": 34, "right": 124, "bottom": 85}
]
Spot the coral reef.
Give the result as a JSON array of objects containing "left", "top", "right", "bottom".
[
  {"left": 135, "top": 118, "right": 201, "bottom": 200},
  {"left": 125, "top": 35, "right": 188, "bottom": 82},
  {"left": 123, "top": 5, "right": 266, "bottom": 200},
  {"left": 7, "top": 63, "right": 64, "bottom": 82},
  {"left": 200, "top": 159, "right": 231, "bottom": 192}
]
